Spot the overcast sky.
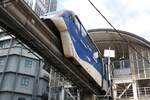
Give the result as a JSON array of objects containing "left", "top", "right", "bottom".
[{"left": 58, "top": 0, "right": 150, "bottom": 41}]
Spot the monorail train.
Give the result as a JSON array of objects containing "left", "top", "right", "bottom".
[{"left": 41, "top": 10, "right": 108, "bottom": 92}]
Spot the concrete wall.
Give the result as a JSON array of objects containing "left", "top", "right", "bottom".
[{"left": 0, "top": 38, "right": 49, "bottom": 100}]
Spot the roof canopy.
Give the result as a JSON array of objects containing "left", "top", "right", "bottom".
[{"left": 89, "top": 29, "right": 150, "bottom": 60}]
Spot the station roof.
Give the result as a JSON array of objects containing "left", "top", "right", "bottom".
[{"left": 89, "top": 29, "right": 150, "bottom": 59}]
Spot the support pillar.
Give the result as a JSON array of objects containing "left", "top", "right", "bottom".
[
  {"left": 132, "top": 81, "right": 138, "bottom": 100},
  {"left": 77, "top": 89, "right": 80, "bottom": 100},
  {"left": 60, "top": 87, "right": 65, "bottom": 100},
  {"left": 113, "top": 84, "right": 117, "bottom": 100},
  {"left": 48, "top": 67, "right": 53, "bottom": 100}
]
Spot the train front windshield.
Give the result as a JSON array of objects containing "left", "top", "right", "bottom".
[{"left": 71, "top": 16, "right": 88, "bottom": 37}]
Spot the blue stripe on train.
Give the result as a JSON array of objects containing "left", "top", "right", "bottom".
[{"left": 61, "top": 11, "right": 104, "bottom": 78}]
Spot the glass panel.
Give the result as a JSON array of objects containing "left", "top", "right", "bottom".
[
  {"left": 24, "top": 59, "right": 32, "bottom": 68},
  {"left": 74, "top": 16, "right": 87, "bottom": 37},
  {"left": 133, "top": 51, "right": 138, "bottom": 73},
  {"left": 0, "top": 58, "right": 5, "bottom": 66},
  {"left": 74, "top": 17, "right": 80, "bottom": 30},
  {"left": 143, "top": 49, "right": 150, "bottom": 68},
  {"left": 124, "top": 60, "right": 130, "bottom": 68},
  {"left": 0, "top": 40, "right": 10, "bottom": 49},
  {"left": 139, "top": 69, "right": 144, "bottom": 78},
  {"left": 145, "top": 69, "right": 150, "bottom": 78},
  {"left": 21, "top": 77, "right": 30, "bottom": 86},
  {"left": 113, "top": 60, "right": 130, "bottom": 69},
  {"left": 113, "top": 61, "right": 120, "bottom": 69},
  {"left": 81, "top": 26, "right": 87, "bottom": 37},
  {"left": 138, "top": 59, "right": 143, "bottom": 70}
]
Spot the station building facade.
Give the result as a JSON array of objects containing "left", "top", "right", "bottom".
[{"left": 89, "top": 29, "right": 150, "bottom": 100}]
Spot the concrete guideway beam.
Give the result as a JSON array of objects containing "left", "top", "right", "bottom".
[{"left": 0, "top": 0, "right": 102, "bottom": 94}]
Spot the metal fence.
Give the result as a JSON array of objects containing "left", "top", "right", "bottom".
[
  {"left": 137, "top": 87, "right": 150, "bottom": 98},
  {"left": 117, "top": 87, "right": 150, "bottom": 99}
]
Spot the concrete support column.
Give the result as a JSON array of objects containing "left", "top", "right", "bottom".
[
  {"left": 77, "top": 89, "right": 80, "bottom": 100},
  {"left": 113, "top": 84, "right": 117, "bottom": 100},
  {"left": 132, "top": 81, "right": 138, "bottom": 100},
  {"left": 60, "top": 87, "right": 65, "bottom": 100}
]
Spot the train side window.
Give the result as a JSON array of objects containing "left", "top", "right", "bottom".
[
  {"left": 73, "top": 15, "right": 87, "bottom": 37},
  {"left": 75, "top": 16, "right": 87, "bottom": 37},
  {"left": 73, "top": 16, "right": 81, "bottom": 33},
  {"left": 70, "top": 15, "right": 75, "bottom": 22},
  {"left": 70, "top": 15, "right": 81, "bottom": 35},
  {"left": 73, "top": 16, "right": 80, "bottom": 30},
  {"left": 81, "top": 26, "right": 87, "bottom": 37}
]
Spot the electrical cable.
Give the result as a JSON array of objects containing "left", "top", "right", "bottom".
[{"left": 87, "top": 0, "right": 150, "bottom": 64}]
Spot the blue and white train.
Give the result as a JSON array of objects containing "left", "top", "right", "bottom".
[{"left": 42, "top": 10, "right": 108, "bottom": 92}]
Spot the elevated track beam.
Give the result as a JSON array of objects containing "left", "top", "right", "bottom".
[{"left": 0, "top": 0, "right": 101, "bottom": 94}]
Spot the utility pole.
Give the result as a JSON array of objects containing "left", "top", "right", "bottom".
[{"left": 104, "top": 48, "right": 115, "bottom": 98}]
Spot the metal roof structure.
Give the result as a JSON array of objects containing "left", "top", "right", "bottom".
[{"left": 89, "top": 29, "right": 150, "bottom": 59}]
